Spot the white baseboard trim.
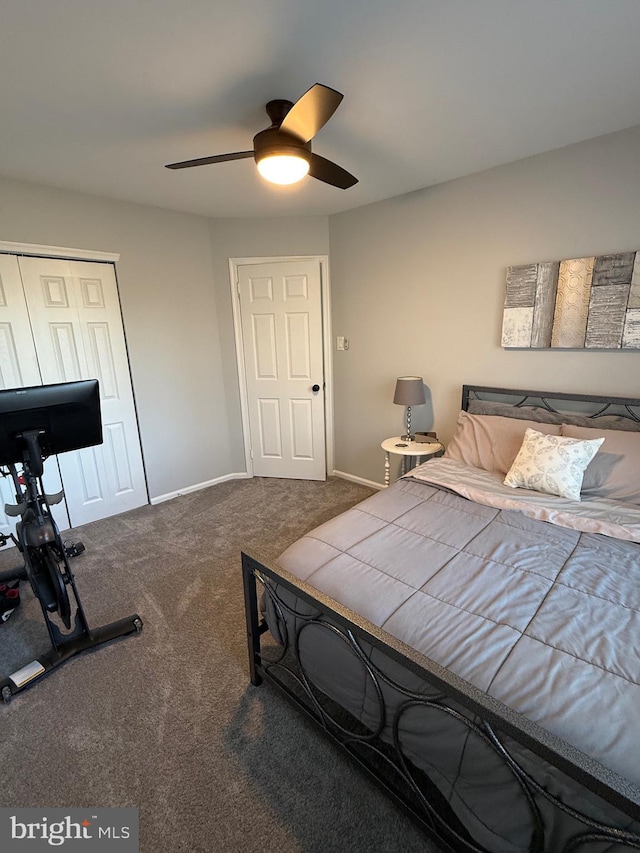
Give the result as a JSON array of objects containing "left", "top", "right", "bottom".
[
  {"left": 332, "top": 470, "right": 385, "bottom": 491},
  {"left": 151, "top": 469, "right": 383, "bottom": 505},
  {"left": 150, "top": 471, "right": 250, "bottom": 505}
]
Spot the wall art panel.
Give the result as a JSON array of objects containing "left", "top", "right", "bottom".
[{"left": 502, "top": 249, "right": 640, "bottom": 349}]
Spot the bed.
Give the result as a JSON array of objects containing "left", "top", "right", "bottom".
[{"left": 242, "top": 386, "right": 640, "bottom": 852}]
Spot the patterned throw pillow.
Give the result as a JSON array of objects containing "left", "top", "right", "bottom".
[{"left": 504, "top": 428, "right": 604, "bottom": 500}]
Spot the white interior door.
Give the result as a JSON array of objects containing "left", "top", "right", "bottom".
[
  {"left": 237, "top": 258, "right": 326, "bottom": 480},
  {"left": 0, "top": 254, "right": 69, "bottom": 541},
  {"left": 17, "top": 256, "right": 147, "bottom": 526}
]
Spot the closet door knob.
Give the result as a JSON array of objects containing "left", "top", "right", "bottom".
[{"left": 312, "top": 384, "right": 320, "bottom": 393}]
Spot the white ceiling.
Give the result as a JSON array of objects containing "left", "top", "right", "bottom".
[{"left": 3, "top": 0, "right": 640, "bottom": 219}]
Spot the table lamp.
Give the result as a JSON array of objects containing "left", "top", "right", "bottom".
[{"left": 393, "top": 376, "right": 425, "bottom": 441}]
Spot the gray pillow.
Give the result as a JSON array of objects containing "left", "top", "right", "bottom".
[{"left": 467, "top": 399, "right": 640, "bottom": 433}]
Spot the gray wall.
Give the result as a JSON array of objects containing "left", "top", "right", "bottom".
[
  {"left": 3, "top": 124, "right": 640, "bottom": 498},
  {"left": 208, "top": 216, "right": 329, "bottom": 471},
  {"left": 329, "top": 126, "right": 640, "bottom": 485},
  {"left": 0, "top": 177, "right": 232, "bottom": 500},
  {"left": 0, "top": 175, "right": 329, "bottom": 499}
]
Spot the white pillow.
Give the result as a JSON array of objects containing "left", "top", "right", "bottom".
[{"left": 504, "top": 428, "right": 604, "bottom": 500}]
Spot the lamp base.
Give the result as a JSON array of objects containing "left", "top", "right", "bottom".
[{"left": 401, "top": 433, "right": 414, "bottom": 442}]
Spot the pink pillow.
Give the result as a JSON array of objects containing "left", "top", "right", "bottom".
[
  {"left": 561, "top": 424, "right": 640, "bottom": 504},
  {"left": 444, "top": 411, "right": 561, "bottom": 475}
]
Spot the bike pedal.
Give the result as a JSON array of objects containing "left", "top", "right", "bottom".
[{"left": 64, "top": 541, "right": 85, "bottom": 558}]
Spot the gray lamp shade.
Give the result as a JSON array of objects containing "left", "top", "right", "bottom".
[{"left": 393, "top": 376, "right": 425, "bottom": 406}]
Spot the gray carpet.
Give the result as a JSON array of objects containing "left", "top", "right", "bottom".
[{"left": 0, "top": 476, "right": 444, "bottom": 852}]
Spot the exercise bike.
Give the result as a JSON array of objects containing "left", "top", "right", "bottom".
[{"left": 0, "top": 380, "right": 143, "bottom": 702}]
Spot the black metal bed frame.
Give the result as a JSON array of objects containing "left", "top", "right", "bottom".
[
  {"left": 242, "top": 553, "right": 640, "bottom": 853},
  {"left": 242, "top": 386, "right": 640, "bottom": 852}
]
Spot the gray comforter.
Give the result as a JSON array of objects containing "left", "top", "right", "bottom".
[{"left": 275, "top": 460, "right": 640, "bottom": 847}]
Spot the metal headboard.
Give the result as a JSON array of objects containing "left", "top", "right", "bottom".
[{"left": 462, "top": 385, "right": 640, "bottom": 424}]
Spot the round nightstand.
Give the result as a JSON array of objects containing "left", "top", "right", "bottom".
[{"left": 381, "top": 437, "right": 444, "bottom": 486}]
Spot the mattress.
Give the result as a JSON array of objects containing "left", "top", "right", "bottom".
[{"left": 272, "top": 458, "right": 640, "bottom": 850}]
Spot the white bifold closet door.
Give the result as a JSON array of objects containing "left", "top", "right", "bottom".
[{"left": 0, "top": 253, "right": 147, "bottom": 538}]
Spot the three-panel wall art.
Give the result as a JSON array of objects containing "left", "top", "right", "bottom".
[{"left": 501, "top": 250, "right": 640, "bottom": 349}]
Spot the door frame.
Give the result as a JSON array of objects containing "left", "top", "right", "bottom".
[
  {"left": 229, "top": 255, "right": 334, "bottom": 479},
  {"left": 0, "top": 240, "right": 120, "bottom": 263}
]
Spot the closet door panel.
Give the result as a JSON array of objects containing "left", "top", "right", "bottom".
[
  {"left": 71, "top": 260, "right": 147, "bottom": 515},
  {"left": 0, "top": 254, "right": 41, "bottom": 388},
  {"left": 0, "top": 255, "right": 69, "bottom": 542},
  {"left": 17, "top": 256, "right": 147, "bottom": 527},
  {"left": 18, "top": 258, "right": 87, "bottom": 382}
]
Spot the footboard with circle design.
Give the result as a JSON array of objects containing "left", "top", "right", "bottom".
[{"left": 242, "top": 551, "right": 640, "bottom": 853}]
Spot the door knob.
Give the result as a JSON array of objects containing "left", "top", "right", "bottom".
[{"left": 312, "top": 384, "right": 320, "bottom": 392}]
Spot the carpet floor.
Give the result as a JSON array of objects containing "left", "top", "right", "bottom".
[{"left": 0, "top": 476, "right": 444, "bottom": 852}]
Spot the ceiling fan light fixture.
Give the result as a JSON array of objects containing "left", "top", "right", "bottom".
[
  {"left": 166, "top": 84, "right": 358, "bottom": 189},
  {"left": 256, "top": 151, "right": 310, "bottom": 185}
]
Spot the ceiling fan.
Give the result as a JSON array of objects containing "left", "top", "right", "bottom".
[{"left": 165, "top": 83, "right": 358, "bottom": 189}]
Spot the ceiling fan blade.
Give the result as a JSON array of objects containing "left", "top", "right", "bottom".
[
  {"left": 280, "top": 84, "right": 343, "bottom": 143},
  {"left": 308, "top": 153, "right": 358, "bottom": 189},
  {"left": 165, "top": 151, "right": 253, "bottom": 170}
]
